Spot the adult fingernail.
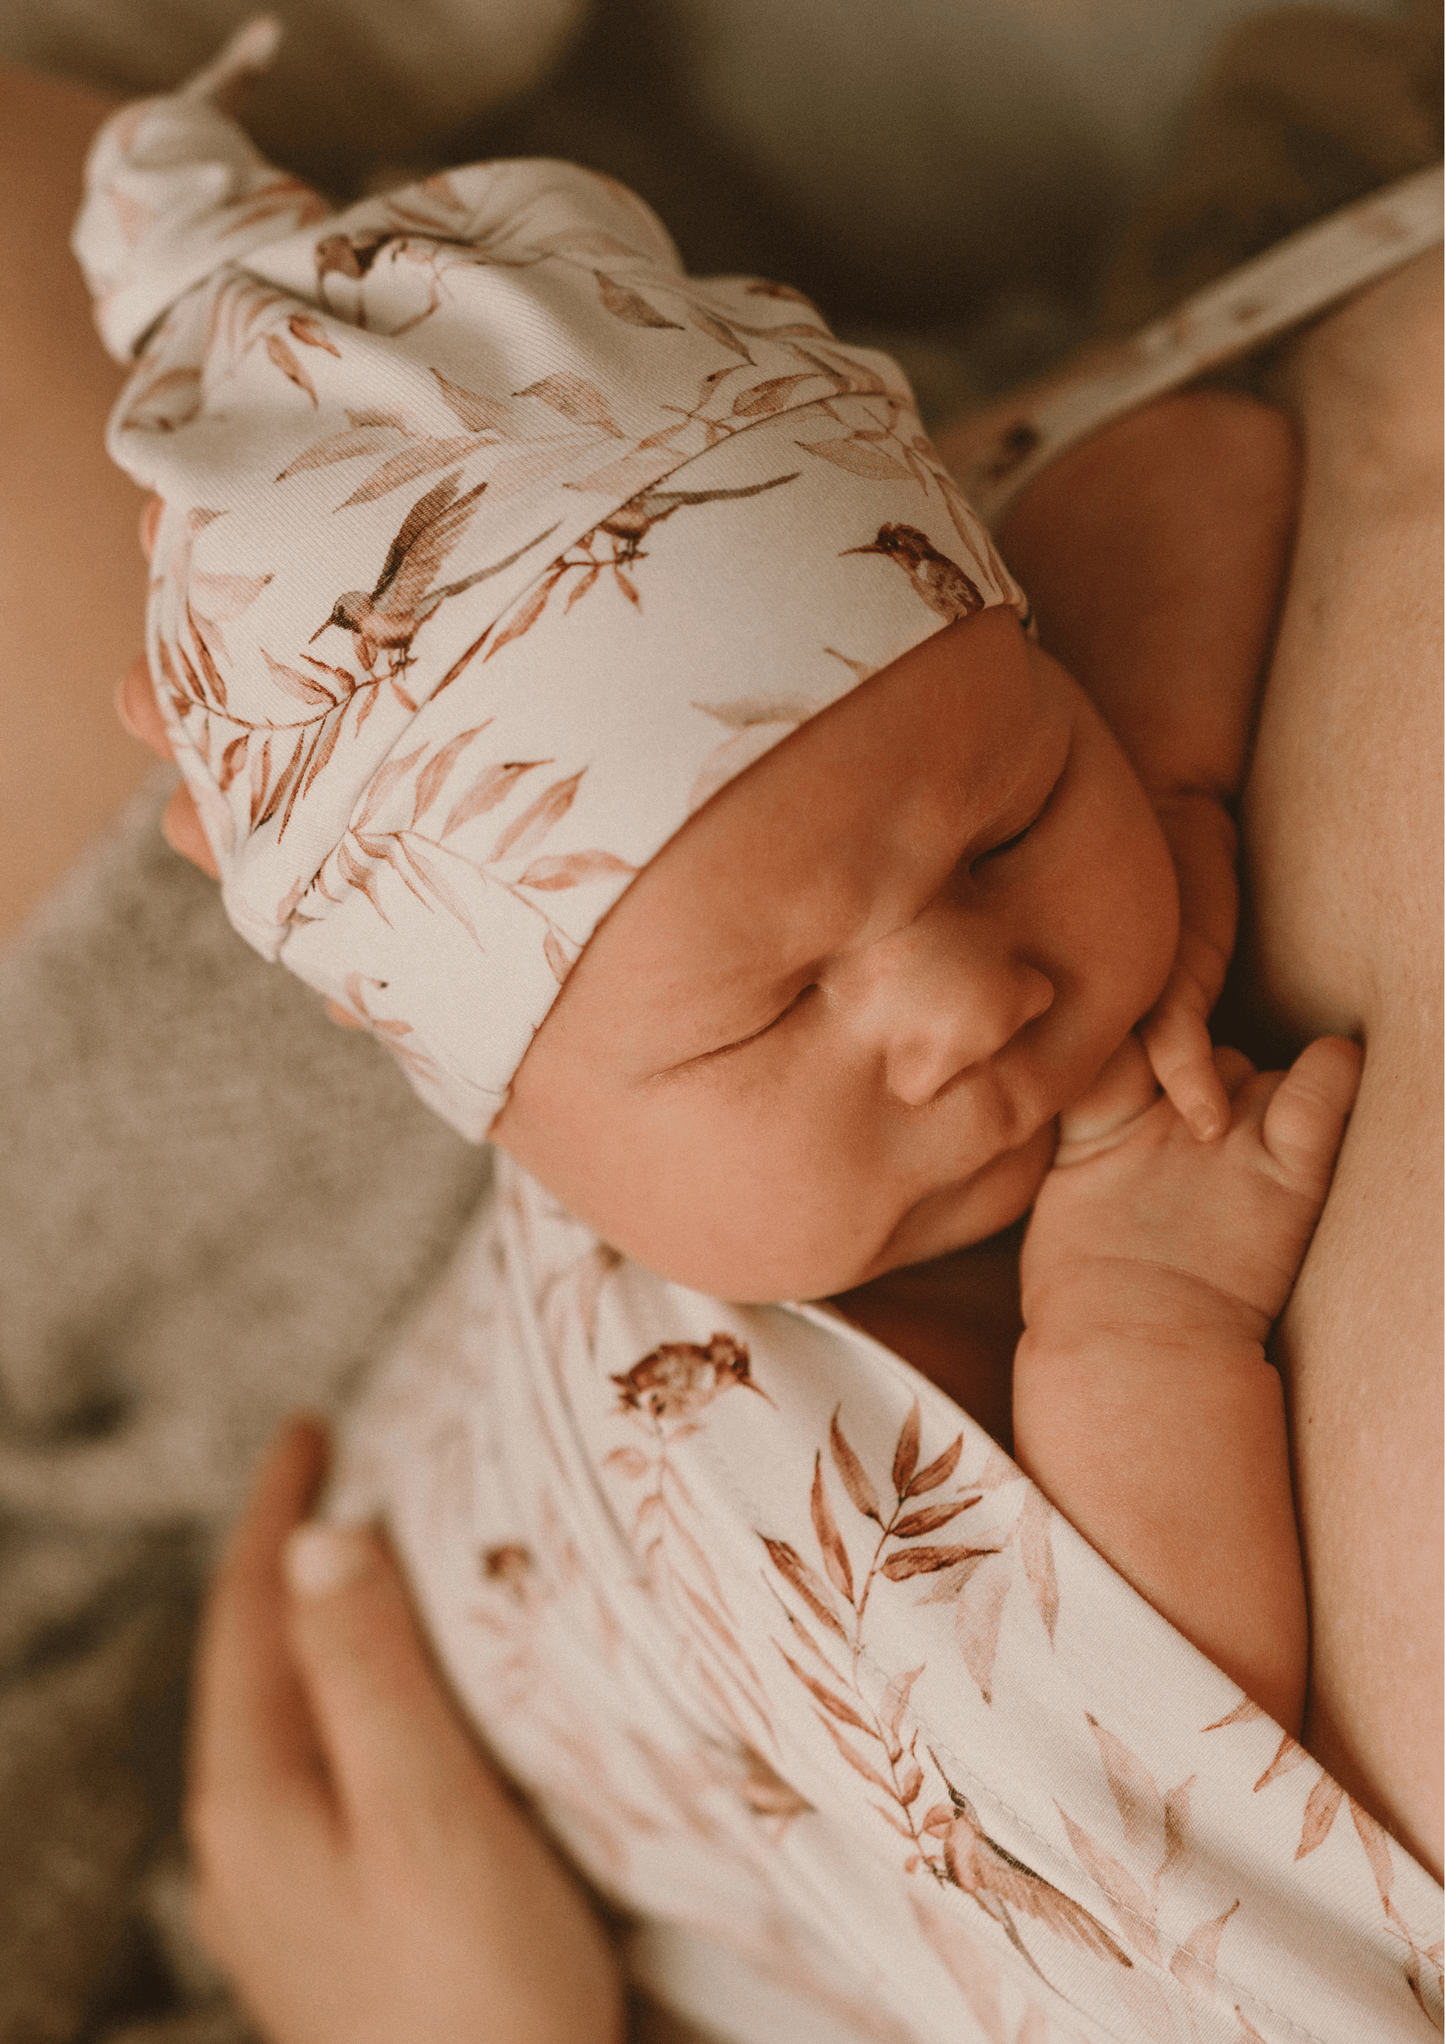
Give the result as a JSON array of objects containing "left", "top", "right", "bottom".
[{"left": 284, "top": 1523, "right": 374, "bottom": 1599}]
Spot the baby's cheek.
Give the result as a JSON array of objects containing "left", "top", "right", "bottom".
[{"left": 1087, "top": 781, "right": 1179, "bottom": 1017}]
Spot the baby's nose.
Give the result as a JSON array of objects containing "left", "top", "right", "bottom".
[{"left": 860, "top": 912, "right": 1054, "bottom": 1108}]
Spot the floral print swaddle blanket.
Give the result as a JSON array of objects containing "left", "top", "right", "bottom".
[{"left": 332, "top": 1156, "right": 1443, "bottom": 2044}]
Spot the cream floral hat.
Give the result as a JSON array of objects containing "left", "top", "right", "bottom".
[{"left": 75, "top": 19, "right": 1029, "bottom": 1140}]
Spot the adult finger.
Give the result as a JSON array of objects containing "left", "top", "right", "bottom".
[
  {"left": 1261, "top": 1035, "right": 1363, "bottom": 1187},
  {"left": 190, "top": 1416, "right": 332, "bottom": 1823},
  {"left": 115, "top": 652, "right": 174, "bottom": 759},
  {"left": 282, "top": 1519, "right": 503, "bottom": 1846},
  {"left": 162, "top": 783, "right": 221, "bottom": 877}
]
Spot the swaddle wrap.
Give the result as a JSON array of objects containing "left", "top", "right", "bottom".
[{"left": 74, "top": 19, "right": 1027, "bottom": 1139}]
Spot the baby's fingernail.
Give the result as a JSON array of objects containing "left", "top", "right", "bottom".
[
  {"left": 1193, "top": 1106, "right": 1223, "bottom": 1140},
  {"left": 284, "top": 1523, "right": 374, "bottom": 1599}
]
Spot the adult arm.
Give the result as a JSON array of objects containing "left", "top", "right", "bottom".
[{"left": 0, "top": 62, "right": 157, "bottom": 944}]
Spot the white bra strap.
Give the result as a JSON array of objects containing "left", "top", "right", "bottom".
[{"left": 962, "top": 162, "right": 1444, "bottom": 528}]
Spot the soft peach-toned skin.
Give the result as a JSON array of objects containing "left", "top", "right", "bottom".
[{"left": 493, "top": 606, "right": 1179, "bottom": 1303}]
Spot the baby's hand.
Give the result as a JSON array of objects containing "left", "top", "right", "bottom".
[
  {"left": 1022, "top": 1030, "right": 1362, "bottom": 1352},
  {"left": 1139, "top": 790, "right": 1240, "bottom": 1142}
]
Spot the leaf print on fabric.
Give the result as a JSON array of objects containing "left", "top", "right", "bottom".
[
  {"left": 517, "top": 851, "right": 635, "bottom": 891},
  {"left": 881, "top": 1544, "right": 989, "bottom": 1582},
  {"left": 1086, "top": 1715, "right": 1168, "bottom": 1867},
  {"left": 759, "top": 1403, "right": 1008, "bottom": 1890},
  {"left": 1053, "top": 1805, "right": 1161, "bottom": 1967},
  {"left": 810, "top": 1453, "right": 855, "bottom": 1604},
  {"left": 117, "top": 363, "right": 202, "bottom": 434},
  {"left": 830, "top": 1409, "right": 881, "bottom": 1521},
  {"left": 287, "top": 311, "right": 341, "bottom": 357},
  {"left": 325, "top": 972, "right": 441, "bottom": 1088},
  {"left": 1296, "top": 1773, "right": 1345, "bottom": 1859},
  {"left": 948, "top": 1551, "right": 1012, "bottom": 1705},
  {"left": 908, "top": 1887, "right": 1015, "bottom": 2044},
  {"left": 1209, "top": 1708, "right": 1422, "bottom": 1978},
  {"left": 489, "top": 769, "right": 584, "bottom": 863},
  {"left": 431, "top": 368, "right": 513, "bottom": 435},
  {"left": 191, "top": 570, "right": 273, "bottom": 621},
  {"left": 604, "top": 1335, "right": 778, "bottom": 1749},
  {"left": 440, "top": 758, "right": 545, "bottom": 839},
  {"left": 763, "top": 1539, "right": 850, "bottom": 1644},
  {"left": 593, "top": 270, "right": 683, "bottom": 329},
  {"left": 481, "top": 1542, "right": 535, "bottom": 1599},
  {"left": 801, "top": 436, "right": 914, "bottom": 481},
  {"left": 1016, "top": 1488, "right": 1059, "bottom": 1643},
  {"left": 936, "top": 1777, "right": 1135, "bottom": 1978},
  {"left": 738, "top": 1749, "right": 812, "bottom": 1822},
  {"left": 515, "top": 373, "right": 622, "bottom": 433},
  {"left": 689, "top": 305, "right": 754, "bottom": 361},
  {"left": 1168, "top": 1899, "right": 1239, "bottom": 2000}
]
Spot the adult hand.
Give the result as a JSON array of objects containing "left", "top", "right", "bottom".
[{"left": 188, "top": 1416, "right": 624, "bottom": 2044}]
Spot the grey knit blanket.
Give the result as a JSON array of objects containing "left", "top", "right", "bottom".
[{"left": 0, "top": 775, "right": 492, "bottom": 2043}]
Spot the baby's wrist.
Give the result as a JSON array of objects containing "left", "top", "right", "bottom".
[{"left": 1021, "top": 1256, "right": 1272, "bottom": 1363}]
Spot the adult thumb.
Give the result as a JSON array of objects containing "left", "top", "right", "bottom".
[{"left": 282, "top": 1521, "right": 480, "bottom": 1831}]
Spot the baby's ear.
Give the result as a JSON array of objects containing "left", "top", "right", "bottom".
[{"left": 116, "top": 654, "right": 174, "bottom": 760}]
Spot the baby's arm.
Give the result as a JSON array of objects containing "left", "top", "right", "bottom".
[
  {"left": 1014, "top": 1032, "right": 1360, "bottom": 1732},
  {"left": 985, "top": 392, "right": 1300, "bottom": 1137}
]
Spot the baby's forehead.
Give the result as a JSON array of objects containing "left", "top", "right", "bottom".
[{"left": 619, "top": 612, "right": 1050, "bottom": 972}]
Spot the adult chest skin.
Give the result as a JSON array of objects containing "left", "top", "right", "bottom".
[
  {"left": 1218, "top": 250, "right": 1443, "bottom": 1880},
  {"left": 847, "top": 255, "right": 1443, "bottom": 1883}
]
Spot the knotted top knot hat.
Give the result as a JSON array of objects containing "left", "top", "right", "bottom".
[{"left": 75, "top": 18, "right": 1029, "bottom": 1140}]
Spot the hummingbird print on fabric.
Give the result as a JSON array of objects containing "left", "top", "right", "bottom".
[
  {"left": 472, "top": 469, "right": 805, "bottom": 665},
  {"left": 844, "top": 523, "right": 986, "bottom": 623},
  {"left": 312, "top": 471, "right": 559, "bottom": 674}
]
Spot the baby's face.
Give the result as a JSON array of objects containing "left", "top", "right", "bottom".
[{"left": 492, "top": 607, "right": 1178, "bottom": 1302}]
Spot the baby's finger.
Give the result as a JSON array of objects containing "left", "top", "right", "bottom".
[
  {"left": 1140, "top": 996, "right": 1229, "bottom": 1141},
  {"left": 162, "top": 784, "right": 221, "bottom": 878},
  {"left": 1057, "top": 1031, "right": 1157, "bottom": 1150},
  {"left": 1260, "top": 1036, "right": 1363, "bottom": 1188},
  {"left": 1212, "top": 1044, "right": 1256, "bottom": 1097}
]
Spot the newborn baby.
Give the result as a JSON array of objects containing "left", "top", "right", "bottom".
[{"left": 83, "top": 22, "right": 1366, "bottom": 2043}]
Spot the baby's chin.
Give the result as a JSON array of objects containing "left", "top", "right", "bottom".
[{"left": 820, "top": 1116, "right": 1060, "bottom": 1296}]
